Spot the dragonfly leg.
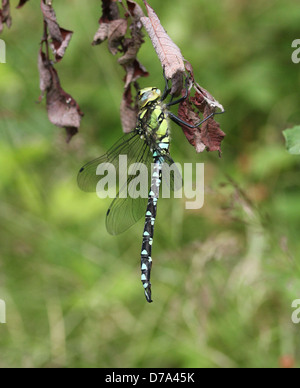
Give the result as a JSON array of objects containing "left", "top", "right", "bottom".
[
  {"left": 166, "top": 76, "right": 190, "bottom": 107},
  {"left": 168, "top": 111, "right": 217, "bottom": 128},
  {"left": 161, "top": 68, "right": 171, "bottom": 101}
]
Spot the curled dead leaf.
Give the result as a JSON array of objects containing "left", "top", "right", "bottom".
[
  {"left": 126, "top": 0, "right": 145, "bottom": 21},
  {"left": 176, "top": 62, "right": 225, "bottom": 153},
  {"left": 200, "top": 106, "right": 226, "bottom": 154},
  {"left": 123, "top": 59, "right": 149, "bottom": 89},
  {"left": 107, "top": 18, "right": 128, "bottom": 55},
  {"left": 38, "top": 49, "right": 52, "bottom": 97},
  {"left": 92, "top": 0, "right": 120, "bottom": 46},
  {"left": 0, "top": 0, "right": 12, "bottom": 33},
  {"left": 121, "top": 60, "right": 148, "bottom": 133},
  {"left": 120, "top": 85, "right": 139, "bottom": 133},
  {"left": 141, "top": 0, "right": 185, "bottom": 94},
  {"left": 93, "top": 17, "right": 128, "bottom": 55},
  {"left": 194, "top": 83, "right": 225, "bottom": 113},
  {"left": 118, "top": 0, "right": 145, "bottom": 66},
  {"left": 178, "top": 89, "right": 225, "bottom": 154},
  {"left": 93, "top": 0, "right": 149, "bottom": 133},
  {"left": 40, "top": 0, "right": 73, "bottom": 62},
  {"left": 38, "top": 49, "right": 84, "bottom": 142},
  {"left": 16, "top": 0, "right": 30, "bottom": 9},
  {"left": 100, "top": 0, "right": 119, "bottom": 23},
  {"left": 178, "top": 95, "right": 206, "bottom": 152},
  {"left": 185, "top": 61, "right": 225, "bottom": 113},
  {"left": 92, "top": 23, "right": 109, "bottom": 45}
]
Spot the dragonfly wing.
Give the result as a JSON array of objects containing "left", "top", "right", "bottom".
[
  {"left": 106, "top": 194, "right": 149, "bottom": 236},
  {"left": 106, "top": 144, "right": 153, "bottom": 235},
  {"left": 77, "top": 131, "right": 141, "bottom": 193}
]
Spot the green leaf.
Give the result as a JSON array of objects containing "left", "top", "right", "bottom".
[{"left": 283, "top": 126, "right": 300, "bottom": 155}]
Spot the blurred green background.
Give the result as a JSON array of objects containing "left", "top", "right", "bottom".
[{"left": 0, "top": 0, "right": 300, "bottom": 368}]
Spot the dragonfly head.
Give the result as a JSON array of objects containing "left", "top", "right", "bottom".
[{"left": 138, "top": 87, "right": 161, "bottom": 109}]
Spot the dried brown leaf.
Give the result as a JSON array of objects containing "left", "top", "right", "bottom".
[
  {"left": 176, "top": 61, "right": 226, "bottom": 153},
  {"left": 120, "top": 85, "right": 139, "bottom": 133},
  {"left": 16, "top": 0, "right": 30, "bottom": 9},
  {"left": 38, "top": 49, "right": 52, "bottom": 98},
  {"left": 126, "top": 0, "right": 145, "bottom": 20},
  {"left": 38, "top": 49, "right": 84, "bottom": 142},
  {"left": 178, "top": 91, "right": 225, "bottom": 154},
  {"left": 93, "top": 0, "right": 148, "bottom": 97},
  {"left": 118, "top": 36, "right": 140, "bottom": 65},
  {"left": 200, "top": 106, "right": 226, "bottom": 154},
  {"left": 123, "top": 58, "right": 149, "bottom": 89},
  {"left": 92, "top": 23, "right": 109, "bottom": 45},
  {"left": 41, "top": 0, "right": 73, "bottom": 62},
  {"left": 107, "top": 18, "right": 128, "bottom": 55},
  {"left": 141, "top": 0, "right": 185, "bottom": 93},
  {"left": 100, "top": 0, "right": 119, "bottom": 23},
  {"left": 194, "top": 83, "right": 225, "bottom": 113},
  {"left": 0, "top": 0, "right": 12, "bottom": 33},
  {"left": 178, "top": 96, "right": 206, "bottom": 152},
  {"left": 118, "top": 0, "right": 145, "bottom": 66},
  {"left": 185, "top": 61, "right": 224, "bottom": 113},
  {"left": 51, "top": 27, "right": 73, "bottom": 61},
  {"left": 92, "top": 0, "right": 120, "bottom": 46}
]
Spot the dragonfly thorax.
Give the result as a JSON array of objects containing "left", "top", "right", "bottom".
[{"left": 137, "top": 98, "right": 170, "bottom": 150}]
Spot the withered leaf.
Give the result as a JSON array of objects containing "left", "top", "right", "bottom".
[
  {"left": 38, "top": 49, "right": 52, "bottom": 97},
  {"left": 100, "top": 0, "right": 119, "bottom": 23},
  {"left": 200, "top": 105, "right": 226, "bottom": 154},
  {"left": 41, "top": 0, "right": 73, "bottom": 62},
  {"left": 107, "top": 18, "right": 128, "bottom": 55},
  {"left": 121, "top": 59, "right": 148, "bottom": 133},
  {"left": 178, "top": 96, "right": 206, "bottom": 153},
  {"left": 123, "top": 58, "right": 149, "bottom": 89},
  {"left": 178, "top": 92, "right": 225, "bottom": 154},
  {"left": 92, "top": 23, "right": 109, "bottom": 45},
  {"left": 185, "top": 61, "right": 224, "bottom": 113},
  {"left": 118, "top": 0, "right": 145, "bottom": 66},
  {"left": 93, "top": 0, "right": 148, "bottom": 105},
  {"left": 92, "top": 0, "right": 120, "bottom": 46},
  {"left": 38, "top": 49, "right": 84, "bottom": 142},
  {"left": 93, "top": 18, "right": 128, "bottom": 53},
  {"left": 118, "top": 36, "right": 141, "bottom": 65},
  {"left": 184, "top": 61, "right": 195, "bottom": 81},
  {"left": 0, "top": 0, "right": 12, "bottom": 33},
  {"left": 16, "top": 0, "right": 30, "bottom": 8},
  {"left": 120, "top": 85, "right": 139, "bottom": 133},
  {"left": 118, "top": 0, "right": 149, "bottom": 100},
  {"left": 176, "top": 61, "right": 226, "bottom": 153},
  {"left": 141, "top": 0, "right": 185, "bottom": 94},
  {"left": 126, "top": 0, "right": 144, "bottom": 20},
  {"left": 194, "top": 83, "right": 225, "bottom": 113}
]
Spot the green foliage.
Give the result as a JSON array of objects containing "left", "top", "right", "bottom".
[
  {"left": 283, "top": 126, "right": 300, "bottom": 155},
  {"left": 0, "top": 0, "right": 299, "bottom": 368}
]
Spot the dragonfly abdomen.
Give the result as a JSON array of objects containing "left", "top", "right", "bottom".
[{"left": 141, "top": 160, "right": 162, "bottom": 303}]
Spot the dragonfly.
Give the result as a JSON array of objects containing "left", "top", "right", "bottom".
[{"left": 77, "top": 73, "right": 218, "bottom": 303}]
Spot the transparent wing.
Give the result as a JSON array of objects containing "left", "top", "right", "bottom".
[
  {"left": 78, "top": 130, "right": 153, "bottom": 235},
  {"left": 77, "top": 131, "right": 143, "bottom": 193},
  {"left": 78, "top": 130, "right": 182, "bottom": 235},
  {"left": 106, "top": 145, "right": 153, "bottom": 235},
  {"left": 106, "top": 148, "right": 182, "bottom": 235},
  {"left": 106, "top": 193, "right": 149, "bottom": 236}
]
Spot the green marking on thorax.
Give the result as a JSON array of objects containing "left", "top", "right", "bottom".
[{"left": 138, "top": 88, "right": 170, "bottom": 145}]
